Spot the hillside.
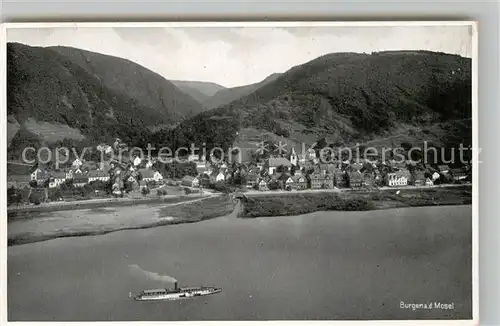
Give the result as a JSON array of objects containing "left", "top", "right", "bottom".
[
  {"left": 7, "top": 43, "right": 189, "bottom": 160},
  {"left": 204, "top": 73, "right": 282, "bottom": 109},
  {"left": 7, "top": 43, "right": 211, "bottom": 161},
  {"left": 50, "top": 46, "right": 204, "bottom": 122},
  {"left": 170, "top": 80, "right": 226, "bottom": 104},
  {"left": 165, "top": 51, "right": 472, "bottom": 158}
]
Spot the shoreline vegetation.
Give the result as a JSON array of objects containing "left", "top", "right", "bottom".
[
  {"left": 237, "top": 186, "right": 472, "bottom": 218},
  {"left": 8, "top": 186, "right": 471, "bottom": 246}
]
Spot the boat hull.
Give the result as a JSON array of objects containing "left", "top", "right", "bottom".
[{"left": 133, "top": 287, "right": 222, "bottom": 301}]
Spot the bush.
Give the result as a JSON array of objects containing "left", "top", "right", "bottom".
[
  {"left": 29, "top": 192, "right": 42, "bottom": 205},
  {"left": 156, "top": 189, "right": 167, "bottom": 196},
  {"left": 142, "top": 187, "right": 151, "bottom": 196},
  {"left": 7, "top": 186, "right": 23, "bottom": 206},
  {"left": 213, "top": 182, "right": 233, "bottom": 194},
  {"left": 48, "top": 188, "right": 63, "bottom": 202},
  {"left": 184, "top": 187, "right": 192, "bottom": 195}
]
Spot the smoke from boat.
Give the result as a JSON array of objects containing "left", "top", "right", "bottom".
[{"left": 128, "top": 264, "right": 178, "bottom": 284}]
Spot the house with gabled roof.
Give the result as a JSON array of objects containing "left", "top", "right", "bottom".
[
  {"left": 181, "top": 175, "right": 199, "bottom": 188},
  {"left": 88, "top": 170, "right": 110, "bottom": 183},
  {"left": 347, "top": 171, "right": 364, "bottom": 188},
  {"left": 264, "top": 157, "right": 292, "bottom": 175},
  {"left": 245, "top": 170, "right": 259, "bottom": 188},
  {"left": 349, "top": 162, "right": 364, "bottom": 172},
  {"left": 73, "top": 174, "right": 89, "bottom": 187},
  {"left": 198, "top": 173, "right": 211, "bottom": 188},
  {"left": 291, "top": 175, "right": 307, "bottom": 190},
  {"left": 138, "top": 169, "right": 163, "bottom": 183},
  {"left": 31, "top": 168, "right": 48, "bottom": 182},
  {"left": 258, "top": 178, "right": 268, "bottom": 191},
  {"left": 309, "top": 172, "right": 324, "bottom": 189},
  {"left": 323, "top": 174, "right": 334, "bottom": 189},
  {"left": 411, "top": 171, "right": 426, "bottom": 186},
  {"left": 48, "top": 171, "right": 67, "bottom": 188},
  {"left": 334, "top": 171, "right": 347, "bottom": 188},
  {"left": 282, "top": 175, "right": 295, "bottom": 190},
  {"left": 211, "top": 170, "right": 225, "bottom": 183},
  {"left": 318, "top": 163, "right": 337, "bottom": 175}
]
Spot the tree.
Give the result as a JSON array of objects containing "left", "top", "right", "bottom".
[
  {"left": 268, "top": 180, "right": 280, "bottom": 190},
  {"left": 401, "top": 142, "right": 413, "bottom": 153},
  {"left": 7, "top": 186, "right": 16, "bottom": 206}
]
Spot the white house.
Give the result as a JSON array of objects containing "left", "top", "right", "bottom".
[
  {"left": 88, "top": 170, "right": 110, "bottom": 183},
  {"left": 139, "top": 169, "right": 164, "bottom": 183},
  {"left": 425, "top": 178, "right": 434, "bottom": 186},
  {"left": 188, "top": 154, "right": 199, "bottom": 162},
  {"left": 432, "top": 172, "right": 441, "bottom": 181},
  {"left": 181, "top": 175, "right": 199, "bottom": 187},
  {"left": 145, "top": 160, "right": 153, "bottom": 169},
  {"left": 215, "top": 171, "right": 225, "bottom": 182},
  {"left": 48, "top": 172, "right": 66, "bottom": 188},
  {"left": 386, "top": 170, "right": 411, "bottom": 187},
  {"left": 258, "top": 179, "right": 268, "bottom": 191},
  {"left": 30, "top": 168, "right": 47, "bottom": 181},
  {"left": 72, "top": 158, "right": 83, "bottom": 168},
  {"left": 284, "top": 176, "right": 294, "bottom": 189},
  {"left": 97, "top": 144, "right": 113, "bottom": 154},
  {"left": 133, "top": 156, "right": 142, "bottom": 167},
  {"left": 65, "top": 167, "right": 83, "bottom": 179}
]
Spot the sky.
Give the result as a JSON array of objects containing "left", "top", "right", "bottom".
[{"left": 7, "top": 24, "right": 473, "bottom": 88}]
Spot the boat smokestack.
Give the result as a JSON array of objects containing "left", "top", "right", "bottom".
[{"left": 174, "top": 281, "right": 178, "bottom": 291}]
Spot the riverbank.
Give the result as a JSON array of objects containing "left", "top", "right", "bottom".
[
  {"left": 239, "top": 185, "right": 472, "bottom": 218},
  {"left": 8, "top": 186, "right": 472, "bottom": 246},
  {"left": 7, "top": 193, "right": 207, "bottom": 218},
  {"left": 8, "top": 194, "right": 234, "bottom": 246}
]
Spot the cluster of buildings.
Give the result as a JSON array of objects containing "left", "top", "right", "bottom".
[
  {"left": 12, "top": 140, "right": 472, "bottom": 195},
  {"left": 180, "top": 147, "right": 472, "bottom": 192},
  {"left": 28, "top": 156, "right": 164, "bottom": 189}
]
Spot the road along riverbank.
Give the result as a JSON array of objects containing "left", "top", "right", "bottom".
[{"left": 7, "top": 193, "right": 209, "bottom": 218}]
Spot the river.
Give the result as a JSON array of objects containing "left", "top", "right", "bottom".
[{"left": 8, "top": 205, "right": 472, "bottom": 321}]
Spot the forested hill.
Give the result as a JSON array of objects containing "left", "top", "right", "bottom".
[
  {"left": 203, "top": 73, "right": 282, "bottom": 109},
  {"left": 7, "top": 43, "right": 204, "bottom": 159},
  {"left": 160, "top": 50, "right": 471, "bottom": 153},
  {"left": 170, "top": 80, "right": 226, "bottom": 104},
  {"left": 50, "top": 45, "right": 205, "bottom": 121}
]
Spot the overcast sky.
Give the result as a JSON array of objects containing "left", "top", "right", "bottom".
[{"left": 7, "top": 25, "right": 472, "bottom": 88}]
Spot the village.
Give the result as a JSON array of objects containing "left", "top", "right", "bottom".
[{"left": 6, "top": 137, "right": 472, "bottom": 206}]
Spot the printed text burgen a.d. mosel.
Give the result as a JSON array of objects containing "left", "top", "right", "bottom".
[{"left": 400, "top": 301, "right": 455, "bottom": 311}]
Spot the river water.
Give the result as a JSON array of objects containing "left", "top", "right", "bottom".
[{"left": 8, "top": 205, "right": 472, "bottom": 321}]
